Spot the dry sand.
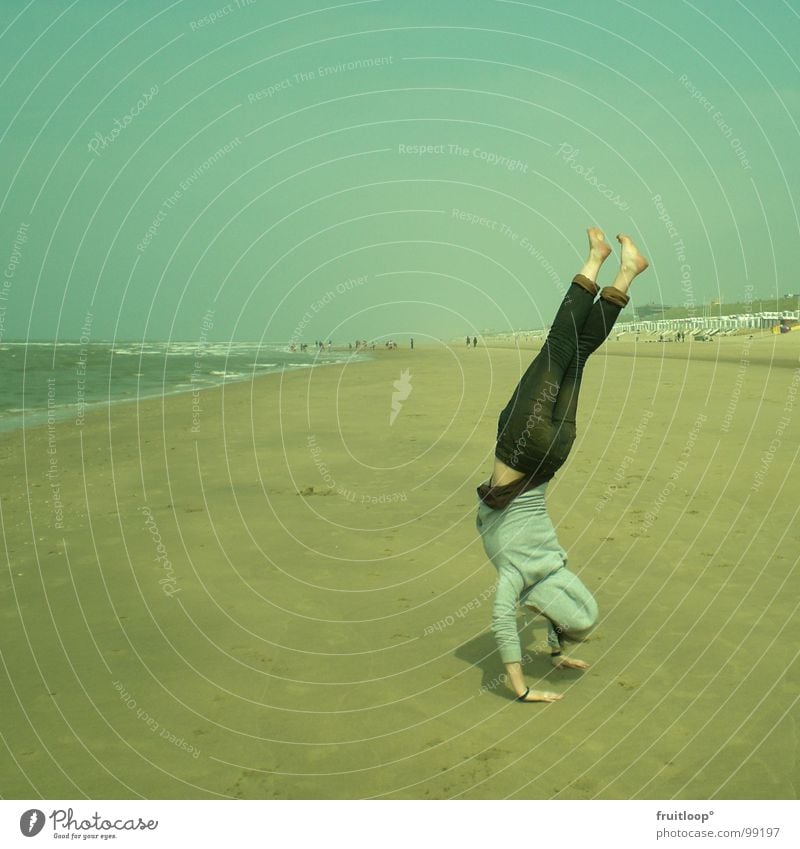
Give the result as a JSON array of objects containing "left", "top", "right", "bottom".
[{"left": 2, "top": 331, "right": 799, "bottom": 799}]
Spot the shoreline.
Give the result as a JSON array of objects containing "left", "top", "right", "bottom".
[{"left": 1, "top": 351, "right": 377, "bottom": 436}]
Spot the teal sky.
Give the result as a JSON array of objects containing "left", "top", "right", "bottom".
[{"left": 1, "top": 0, "right": 798, "bottom": 343}]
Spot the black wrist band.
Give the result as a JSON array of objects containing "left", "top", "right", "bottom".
[
  {"left": 516, "top": 687, "right": 530, "bottom": 701},
  {"left": 551, "top": 651, "right": 562, "bottom": 657}
]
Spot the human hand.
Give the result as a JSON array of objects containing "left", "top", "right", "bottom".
[
  {"left": 551, "top": 655, "right": 589, "bottom": 670},
  {"left": 517, "top": 688, "right": 563, "bottom": 703}
]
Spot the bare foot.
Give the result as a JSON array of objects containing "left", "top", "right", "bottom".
[
  {"left": 609, "top": 234, "right": 649, "bottom": 295},
  {"left": 616, "top": 233, "right": 649, "bottom": 275},
  {"left": 588, "top": 226, "right": 612, "bottom": 261},
  {"left": 552, "top": 655, "right": 590, "bottom": 670},
  {"left": 519, "top": 689, "right": 563, "bottom": 703},
  {"left": 578, "top": 227, "right": 612, "bottom": 282}
]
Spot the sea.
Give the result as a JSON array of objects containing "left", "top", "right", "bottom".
[{"left": 0, "top": 341, "right": 365, "bottom": 433}]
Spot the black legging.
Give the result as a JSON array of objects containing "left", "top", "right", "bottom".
[{"left": 494, "top": 276, "right": 626, "bottom": 476}]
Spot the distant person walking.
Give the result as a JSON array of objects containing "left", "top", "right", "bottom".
[
  {"left": 475, "top": 228, "right": 649, "bottom": 702},
  {"left": 473, "top": 336, "right": 478, "bottom": 348}
]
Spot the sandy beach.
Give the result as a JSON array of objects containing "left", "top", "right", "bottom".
[{"left": 2, "top": 331, "right": 799, "bottom": 800}]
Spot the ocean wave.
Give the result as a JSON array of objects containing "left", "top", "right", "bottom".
[{"left": 209, "top": 370, "right": 247, "bottom": 379}]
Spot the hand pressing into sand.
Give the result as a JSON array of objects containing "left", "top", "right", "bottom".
[
  {"left": 505, "top": 661, "right": 564, "bottom": 702},
  {"left": 551, "top": 654, "right": 589, "bottom": 670},
  {"left": 518, "top": 688, "right": 563, "bottom": 703}
]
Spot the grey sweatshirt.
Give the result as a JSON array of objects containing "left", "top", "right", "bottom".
[{"left": 475, "top": 482, "right": 567, "bottom": 663}]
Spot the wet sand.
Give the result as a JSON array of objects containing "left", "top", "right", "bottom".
[{"left": 2, "top": 331, "right": 799, "bottom": 799}]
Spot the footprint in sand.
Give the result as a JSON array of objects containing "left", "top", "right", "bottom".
[{"left": 476, "top": 747, "right": 510, "bottom": 762}]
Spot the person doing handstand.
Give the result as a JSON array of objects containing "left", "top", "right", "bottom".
[{"left": 476, "top": 228, "right": 649, "bottom": 702}]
